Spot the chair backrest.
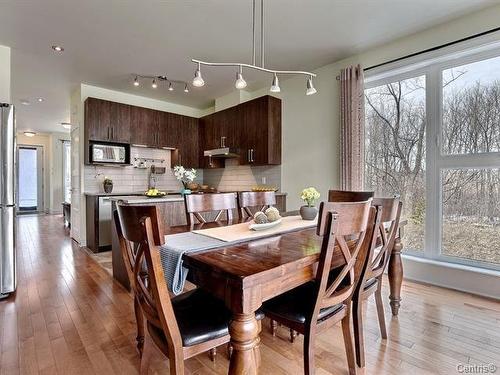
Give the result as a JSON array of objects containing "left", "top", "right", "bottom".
[
  {"left": 368, "top": 197, "right": 402, "bottom": 278},
  {"left": 313, "top": 200, "right": 381, "bottom": 318},
  {"left": 184, "top": 193, "right": 238, "bottom": 225},
  {"left": 328, "top": 190, "right": 374, "bottom": 203},
  {"left": 115, "top": 204, "right": 184, "bottom": 353},
  {"left": 238, "top": 191, "right": 276, "bottom": 219}
]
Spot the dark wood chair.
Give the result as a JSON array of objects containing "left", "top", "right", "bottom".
[
  {"left": 328, "top": 189, "right": 374, "bottom": 203},
  {"left": 237, "top": 191, "right": 276, "bottom": 219},
  {"left": 113, "top": 206, "right": 164, "bottom": 357},
  {"left": 262, "top": 200, "right": 381, "bottom": 375},
  {"left": 352, "top": 197, "right": 402, "bottom": 368},
  {"left": 115, "top": 204, "right": 233, "bottom": 374},
  {"left": 184, "top": 192, "right": 237, "bottom": 226}
]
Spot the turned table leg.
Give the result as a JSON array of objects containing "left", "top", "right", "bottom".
[
  {"left": 388, "top": 236, "right": 404, "bottom": 316},
  {"left": 228, "top": 313, "right": 260, "bottom": 375}
]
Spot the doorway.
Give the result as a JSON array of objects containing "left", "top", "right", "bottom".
[{"left": 17, "top": 145, "right": 44, "bottom": 213}]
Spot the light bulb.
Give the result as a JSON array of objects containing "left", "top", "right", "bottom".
[
  {"left": 184, "top": 84, "right": 189, "bottom": 93},
  {"left": 133, "top": 76, "right": 140, "bottom": 86},
  {"left": 192, "top": 64, "right": 205, "bottom": 87},
  {"left": 306, "top": 76, "right": 317, "bottom": 95},
  {"left": 168, "top": 82, "right": 174, "bottom": 91},
  {"left": 270, "top": 73, "right": 280, "bottom": 93},
  {"left": 235, "top": 72, "right": 247, "bottom": 90},
  {"left": 151, "top": 79, "right": 158, "bottom": 89}
]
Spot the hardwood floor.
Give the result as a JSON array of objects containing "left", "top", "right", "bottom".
[{"left": 1, "top": 214, "right": 499, "bottom": 374}]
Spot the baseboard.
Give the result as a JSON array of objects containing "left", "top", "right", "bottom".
[{"left": 401, "top": 254, "right": 500, "bottom": 300}]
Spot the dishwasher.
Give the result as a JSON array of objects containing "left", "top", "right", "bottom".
[{"left": 98, "top": 196, "right": 112, "bottom": 247}]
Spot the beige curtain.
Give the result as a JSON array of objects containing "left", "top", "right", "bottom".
[{"left": 340, "top": 64, "right": 365, "bottom": 191}]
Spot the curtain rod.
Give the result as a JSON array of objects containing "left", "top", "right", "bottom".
[{"left": 335, "top": 26, "right": 500, "bottom": 80}]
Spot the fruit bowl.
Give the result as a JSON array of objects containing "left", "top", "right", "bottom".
[
  {"left": 249, "top": 218, "right": 282, "bottom": 231},
  {"left": 144, "top": 189, "right": 166, "bottom": 198}
]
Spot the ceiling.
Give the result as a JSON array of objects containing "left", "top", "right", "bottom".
[{"left": 0, "top": 0, "right": 496, "bottom": 133}]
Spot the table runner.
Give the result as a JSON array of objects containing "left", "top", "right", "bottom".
[
  {"left": 192, "top": 215, "right": 317, "bottom": 242},
  {"left": 159, "top": 216, "right": 317, "bottom": 295}
]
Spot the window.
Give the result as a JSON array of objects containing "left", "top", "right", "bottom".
[
  {"left": 62, "top": 141, "right": 71, "bottom": 203},
  {"left": 365, "top": 42, "right": 500, "bottom": 271}
]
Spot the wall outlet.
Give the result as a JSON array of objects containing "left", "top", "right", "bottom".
[{"left": 261, "top": 177, "right": 266, "bottom": 184}]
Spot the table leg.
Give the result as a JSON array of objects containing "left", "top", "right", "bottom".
[
  {"left": 228, "top": 313, "right": 260, "bottom": 375},
  {"left": 388, "top": 236, "right": 404, "bottom": 316}
]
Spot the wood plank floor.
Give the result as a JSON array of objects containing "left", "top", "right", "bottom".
[{"left": 1, "top": 214, "right": 499, "bottom": 375}]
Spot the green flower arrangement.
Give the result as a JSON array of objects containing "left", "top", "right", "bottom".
[{"left": 301, "top": 187, "right": 320, "bottom": 207}]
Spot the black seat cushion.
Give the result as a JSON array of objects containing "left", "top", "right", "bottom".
[
  {"left": 262, "top": 282, "right": 345, "bottom": 325},
  {"left": 149, "top": 288, "right": 265, "bottom": 347}
]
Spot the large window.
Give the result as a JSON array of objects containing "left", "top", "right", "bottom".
[{"left": 364, "top": 44, "right": 500, "bottom": 270}]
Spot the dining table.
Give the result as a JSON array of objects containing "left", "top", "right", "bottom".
[{"left": 163, "top": 216, "right": 406, "bottom": 375}]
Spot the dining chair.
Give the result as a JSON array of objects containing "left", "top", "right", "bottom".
[
  {"left": 115, "top": 204, "right": 233, "bottom": 374},
  {"left": 113, "top": 205, "right": 164, "bottom": 357},
  {"left": 328, "top": 189, "right": 374, "bottom": 202},
  {"left": 184, "top": 192, "right": 238, "bottom": 226},
  {"left": 237, "top": 191, "right": 276, "bottom": 219},
  {"left": 262, "top": 200, "right": 381, "bottom": 375},
  {"left": 351, "top": 197, "right": 402, "bottom": 368}
]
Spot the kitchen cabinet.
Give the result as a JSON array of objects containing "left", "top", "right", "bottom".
[
  {"left": 85, "top": 98, "right": 130, "bottom": 143},
  {"left": 130, "top": 106, "right": 160, "bottom": 147},
  {"left": 199, "top": 113, "right": 224, "bottom": 168},
  {"left": 239, "top": 95, "right": 281, "bottom": 165},
  {"left": 170, "top": 115, "right": 200, "bottom": 168}
]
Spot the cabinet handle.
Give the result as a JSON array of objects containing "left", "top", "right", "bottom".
[
  {"left": 247, "top": 149, "right": 251, "bottom": 162},
  {"left": 107, "top": 128, "right": 110, "bottom": 140},
  {"left": 251, "top": 149, "right": 254, "bottom": 162},
  {"left": 221, "top": 136, "right": 226, "bottom": 148},
  {"left": 111, "top": 127, "right": 114, "bottom": 140}
]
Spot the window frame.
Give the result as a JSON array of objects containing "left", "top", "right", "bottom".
[{"left": 364, "top": 35, "right": 500, "bottom": 272}]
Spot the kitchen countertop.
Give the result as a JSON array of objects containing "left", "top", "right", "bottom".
[
  {"left": 84, "top": 191, "right": 178, "bottom": 197},
  {"left": 109, "top": 195, "right": 184, "bottom": 204}
]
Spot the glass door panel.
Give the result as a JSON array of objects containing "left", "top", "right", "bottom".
[{"left": 17, "top": 146, "right": 43, "bottom": 213}]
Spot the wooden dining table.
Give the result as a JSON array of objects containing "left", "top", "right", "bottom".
[{"left": 164, "top": 217, "right": 406, "bottom": 375}]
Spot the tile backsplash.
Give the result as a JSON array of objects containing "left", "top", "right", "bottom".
[{"left": 84, "top": 148, "right": 281, "bottom": 194}]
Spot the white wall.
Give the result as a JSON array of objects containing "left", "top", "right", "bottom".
[{"left": 0, "top": 45, "right": 10, "bottom": 103}]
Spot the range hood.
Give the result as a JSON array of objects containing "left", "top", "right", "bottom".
[{"left": 203, "top": 147, "right": 239, "bottom": 158}]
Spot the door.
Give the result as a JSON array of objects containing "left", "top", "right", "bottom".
[
  {"left": 17, "top": 145, "right": 43, "bottom": 213},
  {"left": 70, "top": 126, "right": 81, "bottom": 243}
]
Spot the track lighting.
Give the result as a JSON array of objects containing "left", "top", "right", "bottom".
[
  {"left": 306, "top": 76, "right": 317, "bottom": 96},
  {"left": 168, "top": 82, "right": 174, "bottom": 91},
  {"left": 133, "top": 76, "right": 140, "bottom": 86},
  {"left": 184, "top": 84, "right": 189, "bottom": 93},
  {"left": 270, "top": 73, "right": 280, "bottom": 93},
  {"left": 151, "top": 79, "right": 158, "bottom": 89},
  {"left": 192, "top": 63, "right": 205, "bottom": 87},
  {"left": 130, "top": 75, "right": 189, "bottom": 93},
  {"left": 235, "top": 66, "right": 247, "bottom": 89}
]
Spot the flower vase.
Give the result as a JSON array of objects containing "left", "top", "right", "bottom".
[
  {"left": 103, "top": 182, "right": 113, "bottom": 193},
  {"left": 300, "top": 205, "right": 317, "bottom": 220},
  {"left": 181, "top": 182, "right": 191, "bottom": 195}
]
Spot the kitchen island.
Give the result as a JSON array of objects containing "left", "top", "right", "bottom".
[{"left": 110, "top": 192, "right": 287, "bottom": 290}]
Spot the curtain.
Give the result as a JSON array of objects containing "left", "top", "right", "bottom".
[{"left": 340, "top": 64, "right": 365, "bottom": 190}]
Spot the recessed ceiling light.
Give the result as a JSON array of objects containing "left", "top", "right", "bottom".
[
  {"left": 37, "top": 98, "right": 44, "bottom": 102},
  {"left": 52, "top": 45, "right": 64, "bottom": 52},
  {"left": 61, "top": 122, "right": 72, "bottom": 130},
  {"left": 24, "top": 131, "right": 36, "bottom": 137},
  {"left": 20, "top": 100, "right": 31, "bottom": 106}
]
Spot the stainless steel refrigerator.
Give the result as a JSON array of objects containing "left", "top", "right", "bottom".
[{"left": 0, "top": 103, "right": 16, "bottom": 298}]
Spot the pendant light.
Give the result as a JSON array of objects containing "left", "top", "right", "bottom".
[
  {"left": 270, "top": 73, "right": 280, "bottom": 93},
  {"left": 151, "top": 79, "right": 158, "bottom": 89},
  {"left": 192, "top": 63, "right": 205, "bottom": 87},
  {"left": 133, "top": 76, "right": 140, "bottom": 86},
  {"left": 184, "top": 84, "right": 189, "bottom": 93},
  {"left": 168, "top": 82, "right": 174, "bottom": 91},
  {"left": 235, "top": 66, "right": 247, "bottom": 89},
  {"left": 306, "top": 76, "right": 317, "bottom": 96}
]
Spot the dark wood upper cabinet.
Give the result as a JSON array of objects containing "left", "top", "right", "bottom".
[
  {"left": 171, "top": 115, "right": 199, "bottom": 168},
  {"left": 239, "top": 95, "right": 281, "bottom": 165},
  {"left": 130, "top": 106, "right": 160, "bottom": 147},
  {"left": 85, "top": 98, "right": 130, "bottom": 143}
]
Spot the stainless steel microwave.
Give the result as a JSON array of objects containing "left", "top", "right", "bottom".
[{"left": 89, "top": 142, "right": 130, "bottom": 164}]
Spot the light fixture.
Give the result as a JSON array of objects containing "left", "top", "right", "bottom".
[
  {"left": 306, "top": 76, "right": 317, "bottom": 96},
  {"left": 37, "top": 98, "right": 44, "bottom": 102},
  {"left": 192, "top": 63, "right": 205, "bottom": 87},
  {"left": 235, "top": 66, "right": 247, "bottom": 89},
  {"left": 24, "top": 131, "right": 36, "bottom": 137},
  {"left": 133, "top": 76, "right": 140, "bottom": 86},
  {"left": 191, "top": 0, "right": 317, "bottom": 96},
  {"left": 168, "top": 82, "right": 174, "bottom": 91},
  {"left": 151, "top": 79, "right": 158, "bottom": 89},
  {"left": 184, "top": 84, "right": 189, "bottom": 93},
  {"left": 20, "top": 100, "right": 31, "bottom": 106},
  {"left": 52, "top": 45, "right": 64, "bottom": 52},
  {"left": 61, "top": 122, "right": 72, "bottom": 130},
  {"left": 270, "top": 73, "right": 280, "bottom": 93}
]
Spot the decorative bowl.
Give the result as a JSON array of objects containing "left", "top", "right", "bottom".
[{"left": 249, "top": 218, "right": 282, "bottom": 231}]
